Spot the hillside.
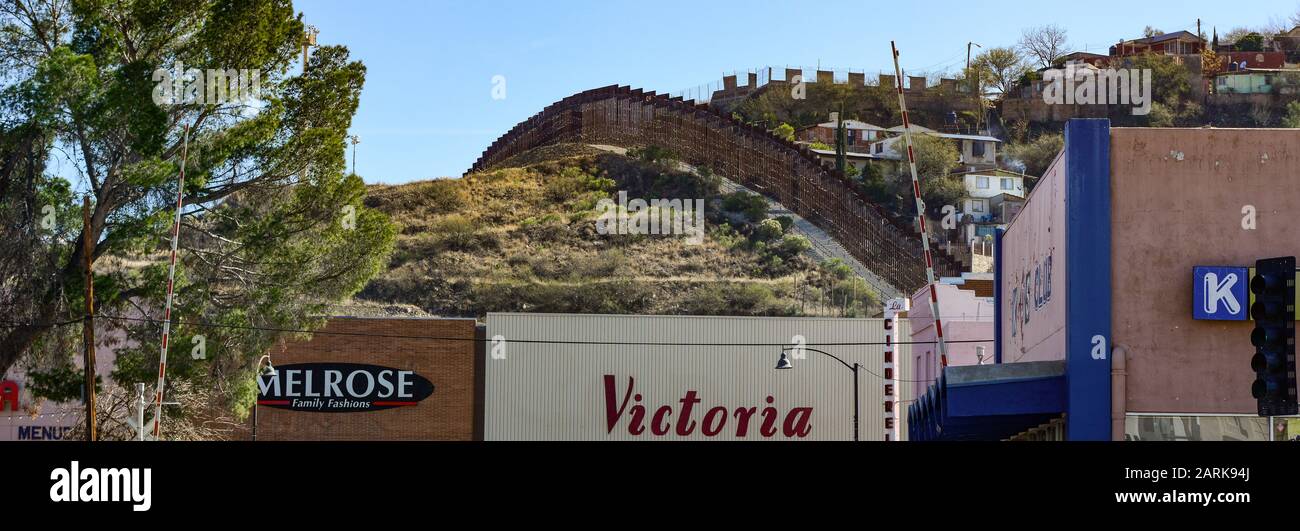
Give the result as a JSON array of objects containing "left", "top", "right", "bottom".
[{"left": 355, "top": 145, "right": 881, "bottom": 318}]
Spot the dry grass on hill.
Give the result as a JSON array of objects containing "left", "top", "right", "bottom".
[{"left": 356, "top": 145, "right": 880, "bottom": 319}]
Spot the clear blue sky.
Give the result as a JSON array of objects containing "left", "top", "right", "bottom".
[{"left": 297, "top": 0, "right": 1297, "bottom": 183}]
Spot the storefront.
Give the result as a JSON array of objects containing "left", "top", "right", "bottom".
[
  {"left": 910, "top": 119, "right": 1300, "bottom": 440},
  {"left": 254, "top": 317, "right": 483, "bottom": 441},
  {"left": 485, "top": 312, "right": 912, "bottom": 441}
]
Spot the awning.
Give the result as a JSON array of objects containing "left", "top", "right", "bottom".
[{"left": 909, "top": 361, "right": 1066, "bottom": 441}]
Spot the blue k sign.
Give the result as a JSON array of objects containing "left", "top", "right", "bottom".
[{"left": 1193, "top": 266, "right": 1249, "bottom": 321}]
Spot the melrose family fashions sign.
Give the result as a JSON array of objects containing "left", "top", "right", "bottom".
[
  {"left": 257, "top": 363, "right": 435, "bottom": 412},
  {"left": 254, "top": 317, "right": 480, "bottom": 441}
]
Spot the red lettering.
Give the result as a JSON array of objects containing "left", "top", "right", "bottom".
[
  {"left": 885, "top": 418, "right": 895, "bottom": 429},
  {"left": 702, "top": 407, "right": 727, "bottom": 436},
  {"left": 603, "top": 375, "right": 634, "bottom": 433},
  {"left": 676, "top": 391, "right": 700, "bottom": 436},
  {"left": 733, "top": 407, "right": 757, "bottom": 436},
  {"left": 884, "top": 400, "right": 894, "bottom": 413},
  {"left": 760, "top": 396, "right": 778, "bottom": 437},
  {"left": 599, "top": 376, "right": 816, "bottom": 438},
  {"left": 884, "top": 367, "right": 893, "bottom": 379},
  {"left": 0, "top": 381, "right": 17, "bottom": 412},
  {"left": 885, "top": 384, "right": 894, "bottom": 397},
  {"left": 629, "top": 402, "right": 646, "bottom": 435},
  {"left": 651, "top": 405, "right": 672, "bottom": 435},
  {"left": 783, "top": 408, "right": 813, "bottom": 437}
]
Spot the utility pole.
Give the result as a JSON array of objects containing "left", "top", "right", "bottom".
[
  {"left": 349, "top": 135, "right": 360, "bottom": 176},
  {"left": 82, "top": 196, "right": 97, "bottom": 441},
  {"left": 967, "top": 42, "right": 982, "bottom": 134},
  {"left": 834, "top": 103, "right": 846, "bottom": 173},
  {"left": 302, "top": 25, "right": 319, "bottom": 74}
]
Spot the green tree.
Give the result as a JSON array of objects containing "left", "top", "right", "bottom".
[
  {"left": 894, "top": 133, "right": 959, "bottom": 181},
  {"left": 0, "top": 0, "right": 394, "bottom": 419},
  {"left": 892, "top": 134, "right": 960, "bottom": 216},
  {"left": 1125, "top": 53, "right": 1192, "bottom": 107},
  {"left": 1235, "top": 32, "right": 1265, "bottom": 52},
  {"left": 1282, "top": 101, "right": 1300, "bottom": 128},
  {"left": 973, "top": 47, "right": 1030, "bottom": 96},
  {"left": 1005, "top": 133, "right": 1063, "bottom": 177},
  {"left": 773, "top": 122, "right": 795, "bottom": 142}
]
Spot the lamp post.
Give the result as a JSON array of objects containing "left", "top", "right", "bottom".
[
  {"left": 775, "top": 346, "right": 860, "bottom": 441},
  {"left": 252, "top": 355, "right": 276, "bottom": 441}
]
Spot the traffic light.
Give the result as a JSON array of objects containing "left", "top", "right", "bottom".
[{"left": 1250, "top": 256, "right": 1297, "bottom": 417}]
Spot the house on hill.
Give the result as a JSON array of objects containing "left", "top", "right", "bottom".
[
  {"left": 869, "top": 127, "right": 1001, "bottom": 169},
  {"left": 796, "top": 118, "right": 888, "bottom": 150},
  {"left": 1110, "top": 30, "right": 1205, "bottom": 57}
]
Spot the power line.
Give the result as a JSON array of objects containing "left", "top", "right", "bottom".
[{"left": 0, "top": 315, "right": 994, "bottom": 347}]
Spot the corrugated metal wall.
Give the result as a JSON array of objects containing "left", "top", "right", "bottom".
[{"left": 486, "top": 313, "right": 911, "bottom": 441}]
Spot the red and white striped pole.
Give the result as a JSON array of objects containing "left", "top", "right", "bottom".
[
  {"left": 890, "top": 42, "right": 950, "bottom": 368},
  {"left": 153, "top": 124, "right": 190, "bottom": 439}
]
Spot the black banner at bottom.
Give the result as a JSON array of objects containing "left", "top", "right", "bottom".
[{"left": 1, "top": 442, "right": 1292, "bottom": 520}]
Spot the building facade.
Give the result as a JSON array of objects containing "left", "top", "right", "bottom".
[
  {"left": 911, "top": 119, "right": 1300, "bottom": 441},
  {"left": 255, "top": 317, "right": 482, "bottom": 441},
  {"left": 485, "top": 313, "right": 913, "bottom": 441}
]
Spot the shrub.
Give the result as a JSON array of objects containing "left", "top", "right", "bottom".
[
  {"left": 420, "top": 179, "right": 468, "bottom": 214},
  {"left": 773, "top": 215, "right": 794, "bottom": 231},
  {"left": 774, "top": 123, "right": 795, "bottom": 141},
  {"left": 775, "top": 234, "right": 812, "bottom": 257},
  {"left": 721, "top": 191, "right": 768, "bottom": 222},
  {"left": 431, "top": 214, "right": 496, "bottom": 252},
  {"left": 754, "top": 218, "right": 784, "bottom": 241}
]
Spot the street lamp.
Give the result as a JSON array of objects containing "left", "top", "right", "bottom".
[
  {"left": 775, "top": 346, "right": 861, "bottom": 441},
  {"left": 252, "top": 355, "right": 276, "bottom": 441}
]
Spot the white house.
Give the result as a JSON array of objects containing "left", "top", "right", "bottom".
[
  {"left": 951, "top": 168, "right": 1029, "bottom": 240},
  {"left": 870, "top": 127, "right": 1001, "bottom": 168}
]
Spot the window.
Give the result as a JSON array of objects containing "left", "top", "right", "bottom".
[
  {"left": 976, "top": 176, "right": 989, "bottom": 189},
  {"left": 1124, "top": 415, "right": 1270, "bottom": 441},
  {"left": 972, "top": 200, "right": 984, "bottom": 213},
  {"left": 1001, "top": 178, "right": 1013, "bottom": 190},
  {"left": 971, "top": 140, "right": 985, "bottom": 157}
]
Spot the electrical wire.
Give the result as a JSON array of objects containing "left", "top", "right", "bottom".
[{"left": 0, "top": 314, "right": 994, "bottom": 348}]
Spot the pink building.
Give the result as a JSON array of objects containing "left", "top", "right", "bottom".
[{"left": 908, "top": 274, "right": 996, "bottom": 400}]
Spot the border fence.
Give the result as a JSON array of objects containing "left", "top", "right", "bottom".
[{"left": 465, "top": 85, "right": 962, "bottom": 293}]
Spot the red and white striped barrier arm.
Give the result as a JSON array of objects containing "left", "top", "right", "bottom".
[
  {"left": 153, "top": 124, "right": 190, "bottom": 439},
  {"left": 890, "top": 42, "right": 950, "bottom": 368}
]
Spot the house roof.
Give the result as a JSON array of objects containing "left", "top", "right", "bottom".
[
  {"left": 1215, "top": 68, "right": 1299, "bottom": 76},
  {"left": 874, "top": 130, "right": 1003, "bottom": 144},
  {"left": 813, "top": 119, "right": 886, "bottom": 131},
  {"left": 886, "top": 124, "right": 937, "bottom": 133},
  {"left": 805, "top": 147, "right": 883, "bottom": 159},
  {"left": 1122, "top": 30, "right": 1204, "bottom": 46},
  {"left": 951, "top": 168, "right": 1031, "bottom": 178},
  {"left": 1060, "top": 51, "right": 1108, "bottom": 60},
  {"left": 940, "top": 132, "right": 1003, "bottom": 143},
  {"left": 986, "top": 192, "right": 1026, "bottom": 203}
]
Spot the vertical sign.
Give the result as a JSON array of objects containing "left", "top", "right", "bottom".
[
  {"left": 883, "top": 297, "right": 910, "bottom": 441},
  {"left": 1064, "top": 119, "right": 1112, "bottom": 441}
]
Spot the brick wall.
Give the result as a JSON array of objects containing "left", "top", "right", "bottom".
[{"left": 256, "top": 317, "right": 480, "bottom": 441}]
